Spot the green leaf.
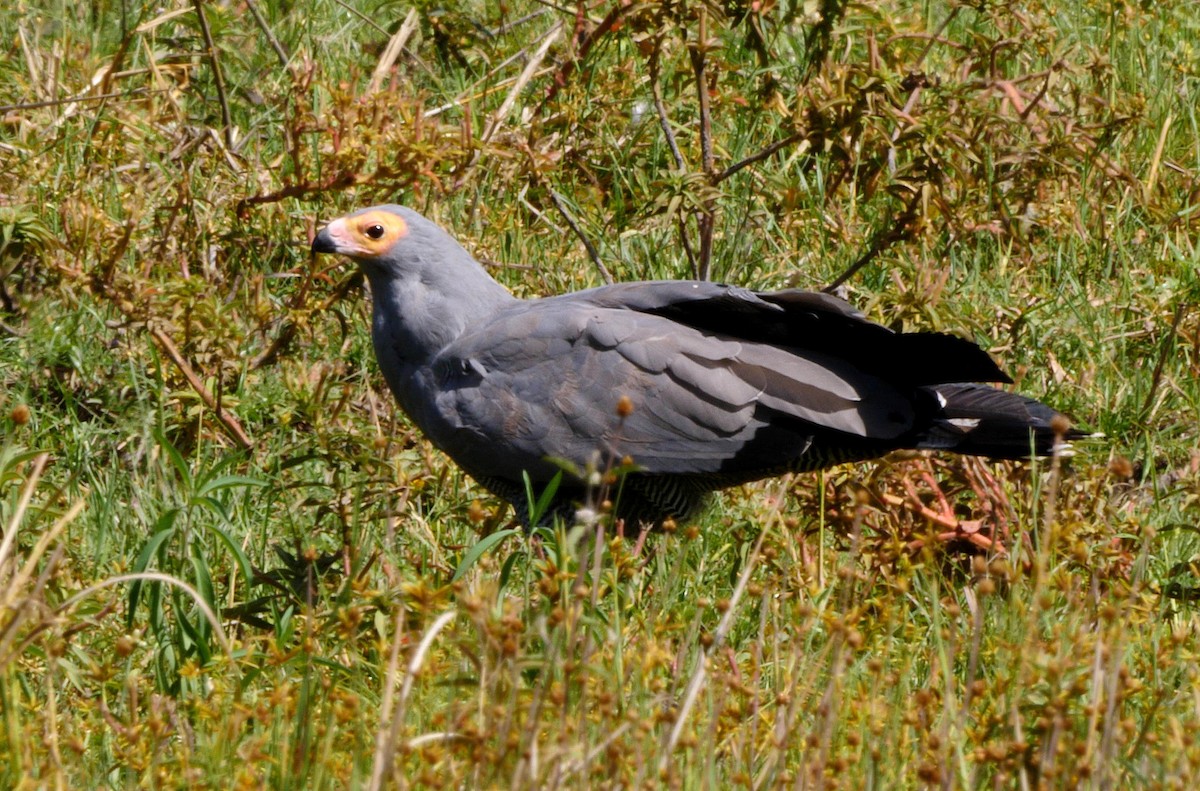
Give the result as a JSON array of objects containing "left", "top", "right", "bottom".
[
  {"left": 190, "top": 494, "right": 233, "bottom": 523},
  {"left": 498, "top": 550, "right": 520, "bottom": 595},
  {"left": 173, "top": 589, "right": 212, "bottom": 665},
  {"left": 275, "top": 604, "right": 295, "bottom": 649},
  {"left": 206, "top": 521, "right": 254, "bottom": 589},
  {"left": 189, "top": 543, "right": 217, "bottom": 637},
  {"left": 452, "top": 528, "right": 522, "bottom": 583},
  {"left": 155, "top": 429, "right": 193, "bottom": 494},
  {"left": 524, "top": 470, "right": 563, "bottom": 527},
  {"left": 127, "top": 514, "right": 179, "bottom": 629},
  {"left": 195, "top": 474, "right": 268, "bottom": 498}
]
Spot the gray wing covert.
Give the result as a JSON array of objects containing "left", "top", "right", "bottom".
[{"left": 430, "top": 300, "right": 918, "bottom": 480}]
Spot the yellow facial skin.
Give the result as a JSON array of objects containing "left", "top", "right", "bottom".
[{"left": 320, "top": 210, "right": 409, "bottom": 258}]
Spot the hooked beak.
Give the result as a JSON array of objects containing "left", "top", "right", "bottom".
[
  {"left": 311, "top": 225, "right": 339, "bottom": 254},
  {"left": 311, "top": 218, "right": 364, "bottom": 256}
]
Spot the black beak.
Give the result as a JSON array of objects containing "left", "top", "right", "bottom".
[{"left": 311, "top": 227, "right": 338, "bottom": 254}]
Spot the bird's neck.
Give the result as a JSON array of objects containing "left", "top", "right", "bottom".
[{"left": 367, "top": 267, "right": 515, "bottom": 368}]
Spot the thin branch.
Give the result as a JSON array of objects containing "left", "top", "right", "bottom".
[
  {"left": 660, "top": 527, "right": 767, "bottom": 770},
  {"left": 192, "top": 0, "right": 234, "bottom": 149},
  {"left": 489, "top": 7, "right": 551, "bottom": 37},
  {"left": 453, "top": 23, "right": 562, "bottom": 190},
  {"left": 690, "top": 9, "right": 715, "bottom": 280},
  {"left": 715, "top": 131, "right": 806, "bottom": 184},
  {"left": 692, "top": 10, "right": 714, "bottom": 178},
  {"left": 1139, "top": 302, "right": 1186, "bottom": 421},
  {"left": 648, "top": 41, "right": 685, "bottom": 171},
  {"left": 1017, "top": 62, "right": 1059, "bottom": 121},
  {"left": 330, "top": 0, "right": 390, "bottom": 36},
  {"left": 481, "top": 24, "right": 562, "bottom": 145},
  {"left": 0, "top": 454, "right": 49, "bottom": 575},
  {"left": 676, "top": 215, "right": 699, "bottom": 277},
  {"left": 244, "top": 0, "right": 290, "bottom": 68},
  {"left": 549, "top": 190, "right": 613, "bottom": 284},
  {"left": 823, "top": 189, "right": 923, "bottom": 293},
  {"left": 885, "top": 7, "right": 960, "bottom": 174},
  {"left": 540, "top": 2, "right": 630, "bottom": 109},
  {"left": 57, "top": 572, "right": 237, "bottom": 669},
  {"left": 0, "top": 87, "right": 168, "bottom": 114},
  {"left": 367, "top": 8, "right": 419, "bottom": 95},
  {"left": 914, "top": 6, "right": 960, "bottom": 71},
  {"left": 252, "top": 269, "right": 364, "bottom": 370},
  {"left": 149, "top": 325, "right": 254, "bottom": 449}
]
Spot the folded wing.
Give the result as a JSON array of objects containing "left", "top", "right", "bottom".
[{"left": 429, "top": 294, "right": 927, "bottom": 480}]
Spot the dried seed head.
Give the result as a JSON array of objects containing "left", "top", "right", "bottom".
[
  {"left": 616, "top": 395, "right": 634, "bottom": 417},
  {"left": 1050, "top": 414, "right": 1071, "bottom": 436},
  {"left": 10, "top": 404, "right": 30, "bottom": 425},
  {"left": 1108, "top": 455, "right": 1134, "bottom": 480},
  {"left": 114, "top": 634, "right": 136, "bottom": 658}
]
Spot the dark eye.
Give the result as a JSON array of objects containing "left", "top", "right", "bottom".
[{"left": 365, "top": 224, "right": 385, "bottom": 240}]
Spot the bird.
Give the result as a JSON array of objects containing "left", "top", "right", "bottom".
[{"left": 311, "top": 205, "right": 1081, "bottom": 528}]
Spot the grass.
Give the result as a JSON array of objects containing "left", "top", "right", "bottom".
[{"left": 2, "top": 0, "right": 1200, "bottom": 787}]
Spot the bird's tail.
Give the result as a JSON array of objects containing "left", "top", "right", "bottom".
[{"left": 915, "top": 383, "right": 1083, "bottom": 459}]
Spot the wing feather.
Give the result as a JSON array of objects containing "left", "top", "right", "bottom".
[{"left": 423, "top": 300, "right": 920, "bottom": 480}]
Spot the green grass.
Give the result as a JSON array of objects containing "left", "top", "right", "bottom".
[{"left": 3, "top": 0, "right": 1200, "bottom": 787}]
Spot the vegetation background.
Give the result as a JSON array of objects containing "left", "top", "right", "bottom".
[{"left": 2, "top": 0, "right": 1199, "bottom": 787}]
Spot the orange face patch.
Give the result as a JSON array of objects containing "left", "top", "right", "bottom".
[{"left": 323, "top": 210, "right": 409, "bottom": 257}]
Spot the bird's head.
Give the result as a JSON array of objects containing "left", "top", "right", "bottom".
[
  {"left": 311, "top": 204, "right": 422, "bottom": 266},
  {"left": 312, "top": 203, "right": 503, "bottom": 290},
  {"left": 310, "top": 204, "right": 514, "bottom": 334}
]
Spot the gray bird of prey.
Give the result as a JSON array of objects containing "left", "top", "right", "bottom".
[{"left": 312, "top": 205, "right": 1079, "bottom": 527}]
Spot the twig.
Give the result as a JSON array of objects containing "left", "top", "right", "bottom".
[
  {"left": 252, "top": 269, "right": 363, "bottom": 370},
  {"left": 715, "top": 131, "right": 806, "bottom": 184},
  {"left": 192, "top": 0, "right": 234, "bottom": 149},
  {"left": 1139, "top": 302, "right": 1186, "bottom": 421},
  {"left": 884, "top": 8, "right": 959, "bottom": 174},
  {"left": 367, "top": 8, "right": 420, "bottom": 95},
  {"left": 540, "top": 2, "right": 630, "bottom": 109},
  {"left": 648, "top": 42, "right": 685, "bottom": 170},
  {"left": 1017, "top": 63, "right": 1060, "bottom": 121},
  {"left": 244, "top": 0, "right": 290, "bottom": 68},
  {"left": 482, "top": 25, "right": 562, "bottom": 145},
  {"left": 57, "top": 571, "right": 237, "bottom": 668},
  {"left": 490, "top": 8, "right": 551, "bottom": 37},
  {"left": 1144, "top": 111, "right": 1174, "bottom": 200},
  {"left": 377, "top": 610, "right": 455, "bottom": 786},
  {"left": 0, "top": 454, "right": 49, "bottom": 577},
  {"left": 236, "top": 171, "right": 363, "bottom": 211},
  {"left": 823, "top": 189, "right": 923, "bottom": 292},
  {"left": 367, "top": 607, "right": 408, "bottom": 791},
  {"left": 453, "top": 24, "right": 562, "bottom": 190},
  {"left": 149, "top": 325, "right": 254, "bottom": 449},
  {"left": 692, "top": 10, "right": 714, "bottom": 179},
  {"left": 0, "top": 87, "right": 169, "bottom": 114},
  {"left": 647, "top": 39, "right": 700, "bottom": 275},
  {"left": 548, "top": 190, "right": 613, "bottom": 284},
  {"left": 331, "top": 0, "right": 390, "bottom": 36},
  {"left": 914, "top": 6, "right": 960, "bottom": 71},
  {"left": 690, "top": 9, "right": 716, "bottom": 281}
]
